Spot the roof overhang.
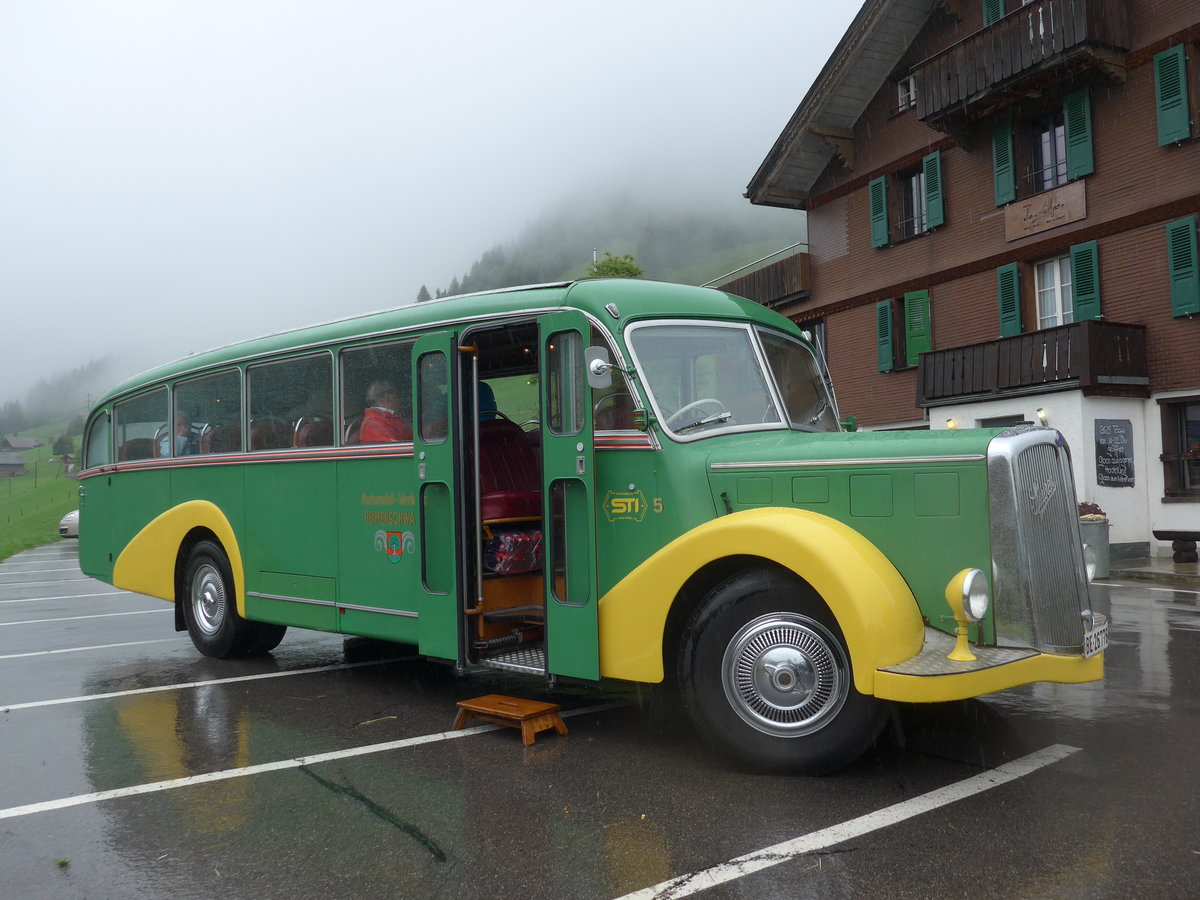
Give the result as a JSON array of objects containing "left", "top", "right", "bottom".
[{"left": 745, "top": 0, "right": 940, "bottom": 210}]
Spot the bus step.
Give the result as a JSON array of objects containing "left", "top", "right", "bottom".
[{"left": 478, "top": 644, "right": 546, "bottom": 674}]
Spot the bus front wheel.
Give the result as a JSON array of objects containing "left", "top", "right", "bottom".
[
  {"left": 183, "top": 540, "right": 284, "bottom": 658},
  {"left": 678, "top": 568, "right": 884, "bottom": 775}
]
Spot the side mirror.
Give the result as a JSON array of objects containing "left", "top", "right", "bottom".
[{"left": 585, "top": 346, "right": 613, "bottom": 389}]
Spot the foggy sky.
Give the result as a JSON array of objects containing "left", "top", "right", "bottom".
[{"left": 0, "top": 1, "right": 858, "bottom": 401}]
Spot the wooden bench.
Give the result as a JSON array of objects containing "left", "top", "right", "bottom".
[{"left": 452, "top": 694, "right": 568, "bottom": 746}]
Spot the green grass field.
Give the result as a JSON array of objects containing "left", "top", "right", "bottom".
[{"left": 0, "top": 422, "right": 80, "bottom": 563}]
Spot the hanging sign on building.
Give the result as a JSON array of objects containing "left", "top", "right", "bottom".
[
  {"left": 1094, "top": 419, "right": 1135, "bottom": 487},
  {"left": 1005, "top": 181, "right": 1086, "bottom": 241}
]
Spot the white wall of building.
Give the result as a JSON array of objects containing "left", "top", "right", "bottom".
[{"left": 933, "top": 392, "right": 1151, "bottom": 549}]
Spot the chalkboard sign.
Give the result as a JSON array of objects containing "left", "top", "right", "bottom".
[{"left": 1095, "top": 419, "right": 1135, "bottom": 487}]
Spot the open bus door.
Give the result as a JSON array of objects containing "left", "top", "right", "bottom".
[
  {"left": 539, "top": 312, "right": 600, "bottom": 680},
  {"left": 412, "top": 332, "right": 464, "bottom": 664}
]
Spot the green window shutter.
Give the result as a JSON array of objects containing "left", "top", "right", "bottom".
[
  {"left": 1071, "top": 241, "right": 1101, "bottom": 321},
  {"left": 993, "top": 121, "right": 1016, "bottom": 206},
  {"left": 903, "top": 290, "right": 932, "bottom": 367},
  {"left": 869, "top": 177, "right": 889, "bottom": 248},
  {"left": 996, "top": 263, "right": 1022, "bottom": 337},
  {"left": 1166, "top": 216, "right": 1200, "bottom": 317},
  {"left": 1154, "top": 45, "right": 1191, "bottom": 146},
  {"left": 982, "top": 0, "right": 1005, "bottom": 27},
  {"left": 876, "top": 300, "right": 895, "bottom": 372},
  {"left": 923, "top": 152, "right": 944, "bottom": 229},
  {"left": 1064, "top": 88, "right": 1094, "bottom": 179}
]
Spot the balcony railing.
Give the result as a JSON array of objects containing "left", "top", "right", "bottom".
[
  {"left": 917, "top": 320, "right": 1148, "bottom": 408},
  {"left": 710, "top": 247, "right": 811, "bottom": 307},
  {"left": 915, "top": 0, "right": 1129, "bottom": 126}
]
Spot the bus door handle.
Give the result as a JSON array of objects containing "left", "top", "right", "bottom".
[{"left": 576, "top": 456, "right": 586, "bottom": 476}]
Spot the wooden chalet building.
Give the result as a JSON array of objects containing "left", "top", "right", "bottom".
[{"left": 739, "top": 0, "right": 1200, "bottom": 558}]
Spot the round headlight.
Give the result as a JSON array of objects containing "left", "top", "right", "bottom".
[{"left": 961, "top": 568, "right": 990, "bottom": 622}]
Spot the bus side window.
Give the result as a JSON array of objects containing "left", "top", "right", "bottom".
[
  {"left": 340, "top": 340, "right": 415, "bottom": 445},
  {"left": 417, "top": 351, "right": 448, "bottom": 443},
  {"left": 114, "top": 388, "right": 168, "bottom": 461},
  {"left": 247, "top": 354, "right": 333, "bottom": 450},
  {"left": 589, "top": 326, "right": 635, "bottom": 431},
  {"left": 176, "top": 369, "right": 242, "bottom": 455},
  {"left": 84, "top": 410, "right": 112, "bottom": 468}
]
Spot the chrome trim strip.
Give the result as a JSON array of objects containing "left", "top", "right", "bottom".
[
  {"left": 336, "top": 602, "right": 419, "bottom": 618},
  {"left": 710, "top": 454, "right": 985, "bottom": 470},
  {"left": 245, "top": 592, "right": 336, "bottom": 608}
]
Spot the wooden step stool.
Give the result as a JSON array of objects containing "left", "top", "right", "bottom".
[{"left": 452, "top": 694, "right": 568, "bottom": 746}]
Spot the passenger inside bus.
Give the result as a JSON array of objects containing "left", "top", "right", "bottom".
[{"left": 359, "top": 380, "right": 413, "bottom": 442}]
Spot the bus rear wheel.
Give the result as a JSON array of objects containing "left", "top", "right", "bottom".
[
  {"left": 183, "top": 540, "right": 284, "bottom": 658},
  {"left": 677, "top": 568, "right": 885, "bottom": 775}
]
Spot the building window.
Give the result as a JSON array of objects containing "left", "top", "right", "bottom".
[
  {"left": 876, "top": 290, "right": 931, "bottom": 372},
  {"left": 1161, "top": 398, "right": 1200, "bottom": 499},
  {"left": 870, "top": 152, "right": 943, "bottom": 247},
  {"left": 1166, "top": 215, "right": 1200, "bottom": 317},
  {"left": 896, "top": 75, "right": 916, "bottom": 112},
  {"left": 1154, "top": 44, "right": 1192, "bottom": 146},
  {"left": 898, "top": 168, "right": 928, "bottom": 239},
  {"left": 993, "top": 88, "right": 1093, "bottom": 206},
  {"left": 1035, "top": 256, "right": 1073, "bottom": 329},
  {"left": 1030, "top": 109, "right": 1067, "bottom": 193}
]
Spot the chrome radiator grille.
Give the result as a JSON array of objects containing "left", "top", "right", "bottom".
[{"left": 988, "top": 427, "right": 1092, "bottom": 653}]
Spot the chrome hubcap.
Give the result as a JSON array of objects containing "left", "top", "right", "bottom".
[
  {"left": 191, "top": 563, "right": 226, "bottom": 636},
  {"left": 721, "top": 613, "right": 849, "bottom": 737}
]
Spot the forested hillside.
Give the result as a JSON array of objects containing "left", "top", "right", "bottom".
[{"left": 422, "top": 191, "right": 803, "bottom": 300}]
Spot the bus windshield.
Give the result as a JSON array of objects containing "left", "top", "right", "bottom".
[{"left": 628, "top": 321, "right": 838, "bottom": 439}]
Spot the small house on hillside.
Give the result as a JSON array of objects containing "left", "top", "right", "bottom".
[
  {"left": 2, "top": 437, "right": 40, "bottom": 451},
  {"left": 0, "top": 452, "right": 27, "bottom": 477}
]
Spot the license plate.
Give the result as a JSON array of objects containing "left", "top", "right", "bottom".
[{"left": 1082, "top": 617, "right": 1108, "bottom": 658}]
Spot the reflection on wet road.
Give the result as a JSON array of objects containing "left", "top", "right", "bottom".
[{"left": 2, "top": 543, "right": 1197, "bottom": 899}]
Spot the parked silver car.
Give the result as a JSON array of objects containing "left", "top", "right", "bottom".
[{"left": 59, "top": 509, "right": 79, "bottom": 538}]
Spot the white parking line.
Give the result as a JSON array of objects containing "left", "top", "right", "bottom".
[
  {"left": 1092, "top": 582, "right": 1199, "bottom": 596},
  {"left": 0, "top": 566, "right": 84, "bottom": 575},
  {"left": 0, "top": 585, "right": 94, "bottom": 592},
  {"left": 0, "top": 638, "right": 183, "bottom": 660},
  {"left": 2, "top": 659, "right": 395, "bottom": 711},
  {"left": 614, "top": 743, "right": 1081, "bottom": 900},
  {"left": 0, "top": 590, "right": 129, "bottom": 605},
  {"left": 0, "top": 702, "right": 624, "bottom": 821},
  {"left": 0, "top": 608, "right": 170, "bottom": 627}
]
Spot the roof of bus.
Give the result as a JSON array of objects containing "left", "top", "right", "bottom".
[{"left": 96, "top": 279, "right": 802, "bottom": 405}]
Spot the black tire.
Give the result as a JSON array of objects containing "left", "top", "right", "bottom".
[
  {"left": 182, "top": 540, "right": 267, "bottom": 658},
  {"left": 677, "top": 567, "right": 885, "bottom": 775},
  {"left": 243, "top": 622, "right": 288, "bottom": 655}
]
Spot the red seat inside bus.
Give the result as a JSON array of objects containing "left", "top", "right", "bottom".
[{"left": 478, "top": 417, "right": 541, "bottom": 521}]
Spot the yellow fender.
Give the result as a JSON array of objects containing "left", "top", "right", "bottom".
[
  {"left": 597, "top": 507, "right": 924, "bottom": 694},
  {"left": 113, "top": 500, "right": 246, "bottom": 616}
]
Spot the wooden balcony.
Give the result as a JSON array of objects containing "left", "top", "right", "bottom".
[
  {"left": 915, "top": 0, "right": 1129, "bottom": 130},
  {"left": 716, "top": 251, "right": 811, "bottom": 308},
  {"left": 917, "top": 320, "right": 1148, "bottom": 408}
]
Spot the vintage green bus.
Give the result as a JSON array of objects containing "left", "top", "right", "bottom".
[{"left": 77, "top": 279, "right": 1106, "bottom": 773}]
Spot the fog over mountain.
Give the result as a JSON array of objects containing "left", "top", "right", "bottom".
[{"left": 0, "top": 1, "right": 856, "bottom": 415}]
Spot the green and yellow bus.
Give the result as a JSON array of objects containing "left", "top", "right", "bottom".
[{"left": 78, "top": 279, "right": 1106, "bottom": 773}]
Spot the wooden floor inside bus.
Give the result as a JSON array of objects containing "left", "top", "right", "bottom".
[{"left": 470, "top": 574, "right": 545, "bottom": 669}]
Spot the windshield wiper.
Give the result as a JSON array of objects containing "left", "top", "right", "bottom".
[
  {"left": 805, "top": 397, "right": 830, "bottom": 426},
  {"left": 676, "top": 411, "right": 732, "bottom": 433}
]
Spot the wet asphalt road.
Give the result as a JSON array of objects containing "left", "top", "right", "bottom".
[{"left": 1, "top": 542, "right": 1197, "bottom": 900}]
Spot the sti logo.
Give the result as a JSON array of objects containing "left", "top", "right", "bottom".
[{"left": 604, "top": 490, "right": 646, "bottom": 523}]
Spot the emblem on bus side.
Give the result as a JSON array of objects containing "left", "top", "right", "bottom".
[
  {"left": 604, "top": 490, "right": 647, "bottom": 523},
  {"left": 375, "top": 529, "right": 415, "bottom": 563}
]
